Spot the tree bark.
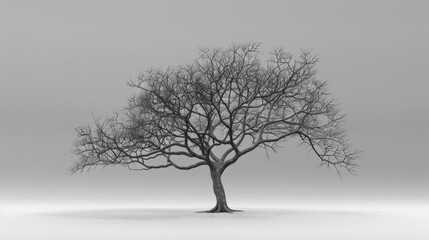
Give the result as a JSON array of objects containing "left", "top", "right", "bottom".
[{"left": 206, "top": 168, "right": 233, "bottom": 213}]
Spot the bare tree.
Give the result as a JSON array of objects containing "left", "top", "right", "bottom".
[{"left": 72, "top": 43, "right": 359, "bottom": 213}]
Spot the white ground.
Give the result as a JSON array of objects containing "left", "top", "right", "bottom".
[{"left": 1, "top": 205, "right": 429, "bottom": 240}]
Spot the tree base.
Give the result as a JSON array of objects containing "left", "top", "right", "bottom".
[{"left": 197, "top": 204, "right": 243, "bottom": 213}]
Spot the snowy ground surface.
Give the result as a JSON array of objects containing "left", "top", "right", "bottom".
[{"left": 1, "top": 205, "right": 429, "bottom": 240}]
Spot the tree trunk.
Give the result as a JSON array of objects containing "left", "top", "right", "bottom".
[{"left": 206, "top": 168, "right": 233, "bottom": 213}]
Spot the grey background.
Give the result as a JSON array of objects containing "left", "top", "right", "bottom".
[{"left": 1, "top": 0, "right": 428, "bottom": 209}]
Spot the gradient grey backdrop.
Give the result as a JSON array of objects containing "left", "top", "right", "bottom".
[{"left": 1, "top": 0, "right": 428, "bottom": 209}]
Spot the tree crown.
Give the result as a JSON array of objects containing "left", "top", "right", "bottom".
[{"left": 72, "top": 43, "right": 359, "bottom": 175}]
